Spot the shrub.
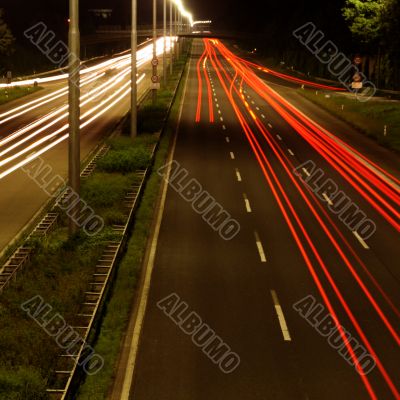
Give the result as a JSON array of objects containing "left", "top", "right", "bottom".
[
  {"left": 97, "top": 148, "right": 151, "bottom": 174},
  {"left": 81, "top": 173, "right": 134, "bottom": 208},
  {"left": 0, "top": 367, "right": 47, "bottom": 400}
]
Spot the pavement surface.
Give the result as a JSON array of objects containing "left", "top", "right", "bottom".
[
  {"left": 0, "top": 43, "right": 166, "bottom": 253},
  {"left": 123, "top": 39, "right": 400, "bottom": 400}
]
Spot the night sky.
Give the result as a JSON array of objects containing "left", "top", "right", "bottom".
[{"left": 1, "top": 0, "right": 352, "bottom": 51}]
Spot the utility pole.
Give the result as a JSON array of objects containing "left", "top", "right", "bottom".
[
  {"left": 175, "top": 5, "right": 179, "bottom": 60},
  {"left": 163, "top": 0, "right": 167, "bottom": 85},
  {"left": 179, "top": 12, "right": 182, "bottom": 57},
  {"left": 130, "top": 0, "right": 137, "bottom": 139},
  {"left": 68, "top": 0, "right": 80, "bottom": 235},
  {"left": 152, "top": 0, "right": 158, "bottom": 104},
  {"left": 169, "top": 0, "right": 173, "bottom": 75}
]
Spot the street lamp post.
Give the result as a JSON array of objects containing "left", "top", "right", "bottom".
[
  {"left": 169, "top": 0, "right": 173, "bottom": 75},
  {"left": 68, "top": 0, "right": 80, "bottom": 235},
  {"left": 175, "top": 4, "right": 179, "bottom": 60},
  {"left": 131, "top": 0, "right": 137, "bottom": 139},
  {"left": 179, "top": 12, "right": 182, "bottom": 56},
  {"left": 152, "top": 0, "right": 158, "bottom": 104},
  {"left": 163, "top": 0, "right": 167, "bottom": 85}
]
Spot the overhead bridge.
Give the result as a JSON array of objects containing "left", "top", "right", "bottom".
[{"left": 83, "top": 29, "right": 244, "bottom": 45}]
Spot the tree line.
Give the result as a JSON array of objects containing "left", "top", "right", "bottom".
[{"left": 343, "top": 0, "right": 400, "bottom": 90}]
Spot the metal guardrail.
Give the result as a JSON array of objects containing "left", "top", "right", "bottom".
[
  {"left": 80, "top": 144, "right": 110, "bottom": 179},
  {"left": 0, "top": 143, "right": 113, "bottom": 295},
  {"left": 45, "top": 48, "right": 189, "bottom": 399},
  {"left": 46, "top": 162, "right": 152, "bottom": 400},
  {"left": 0, "top": 247, "right": 32, "bottom": 294}
]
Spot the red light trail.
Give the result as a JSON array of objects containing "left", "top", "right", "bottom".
[{"left": 197, "top": 38, "right": 400, "bottom": 399}]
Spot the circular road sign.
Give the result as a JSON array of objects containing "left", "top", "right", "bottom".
[
  {"left": 151, "top": 75, "right": 159, "bottom": 83},
  {"left": 152, "top": 58, "right": 159, "bottom": 67}
]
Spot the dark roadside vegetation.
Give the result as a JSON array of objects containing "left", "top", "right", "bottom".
[
  {"left": 0, "top": 86, "right": 42, "bottom": 106},
  {"left": 76, "top": 55, "right": 189, "bottom": 400},
  {"left": 0, "top": 47, "right": 189, "bottom": 398},
  {"left": 299, "top": 89, "right": 400, "bottom": 153}
]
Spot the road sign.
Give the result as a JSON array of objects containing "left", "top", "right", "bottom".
[
  {"left": 151, "top": 75, "right": 159, "bottom": 84},
  {"left": 150, "top": 82, "right": 160, "bottom": 90},
  {"left": 152, "top": 58, "right": 159, "bottom": 67},
  {"left": 354, "top": 56, "right": 362, "bottom": 65},
  {"left": 352, "top": 82, "right": 363, "bottom": 89},
  {"left": 353, "top": 73, "right": 362, "bottom": 82}
]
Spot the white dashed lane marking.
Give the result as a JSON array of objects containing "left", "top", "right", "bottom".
[
  {"left": 271, "top": 290, "right": 292, "bottom": 342},
  {"left": 353, "top": 231, "right": 370, "bottom": 249},
  {"left": 255, "top": 231, "right": 267, "bottom": 263},
  {"left": 243, "top": 193, "right": 252, "bottom": 213},
  {"left": 235, "top": 168, "right": 242, "bottom": 182}
]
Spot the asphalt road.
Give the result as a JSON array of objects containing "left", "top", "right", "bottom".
[
  {"left": 0, "top": 41, "right": 166, "bottom": 253},
  {"left": 127, "top": 39, "right": 400, "bottom": 400}
]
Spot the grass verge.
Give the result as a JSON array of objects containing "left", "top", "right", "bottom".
[
  {"left": 0, "top": 86, "right": 42, "bottom": 105},
  {"left": 0, "top": 136, "right": 153, "bottom": 398},
  {"left": 76, "top": 53, "right": 190, "bottom": 400},
  {"left": 299, "top": 89, "right": 400, "bottom": 152}
]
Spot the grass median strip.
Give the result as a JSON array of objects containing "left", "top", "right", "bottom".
[
  {"left": 0, "top": 46, "right": 190, "bottom": 398},
  {"left": 299, "top": 89, "right": 400, "bottom": 152},
  {"left": 76, "top": 56, "right": 190, "bottom": 399}
]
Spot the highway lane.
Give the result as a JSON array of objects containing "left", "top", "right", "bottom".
[
  {"left": 125, "top": 38, "right": 400, "bottom": 399},
  {"left": 0, "top": 39, "right": 171, "bottom": 253},
  {"left": 208, "top": 39, "right": 400, "bottom": 398}
]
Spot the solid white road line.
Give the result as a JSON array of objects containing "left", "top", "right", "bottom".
[
  {"left": 353, "top": 231, "right": 370, "bottom": 249},
  {"left": 322, "top": 192, "right": 334, "bottom": 206},
  {"left": 243, "top": 193, "right": 252, "bottom": 213},
  {"left": 120, "top": 54, "right": 191, "bottom": 399},
  {"left": 302, "top": 168, "right": 311, "bottom": 177},
  {"left": 235, "top": 168, "right": 242, "bottom": 182},
  {"left": 254, "top": 231, "right": 267, "bottom": 263},
  {"left": 230, "top": 152, "right": 235, "bottom": 160},
  {"left": 270, "top": 290, "right": 292, "bottom": 341}
]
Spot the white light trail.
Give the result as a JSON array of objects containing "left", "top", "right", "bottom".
[{"left": 0, "top": 38, "right": 175, "bottom": 179}]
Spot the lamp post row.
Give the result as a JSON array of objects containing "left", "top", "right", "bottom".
[{"left": 68, "top": 0, "right": 189, "bottom": 235}]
